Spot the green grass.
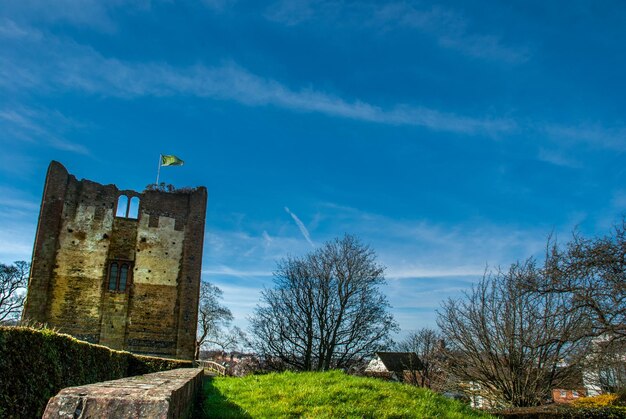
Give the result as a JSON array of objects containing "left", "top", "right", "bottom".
[{"left": 200, "top": 370, "right": 492, "bottom": 418}]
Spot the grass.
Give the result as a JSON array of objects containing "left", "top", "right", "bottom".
[{"left": 199, "top": 370, "right": 492, "bottom": 418}]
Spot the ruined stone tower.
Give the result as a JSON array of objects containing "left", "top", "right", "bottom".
[{"left": 23, "top": 161, "right": 207, "bottom": 360}]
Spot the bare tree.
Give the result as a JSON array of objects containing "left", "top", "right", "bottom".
[
  {"left": 196, "top": 281, "right": 234, "bottom": 359},
  {"left": 0, "top": 261, "right": 29, "bottom": 324},
  {"left": 520, "top": 223, "right": 626, "bottom": 394},
  {"left": 582, "top": 336, "right": 626, "bottom": 393},
  {"left": 397, "top": 328, "right": 445, "bottom": 389},
  {"left": 438, "top": 260, "right": 591, "bottom": 407},
  {"left": 211, "top": 326, "right": 251, "bottom": 352},
  {"left": 534, "top": 221, "right": 626, "bottom": 341},
  {"left": 250, "top": 235, "right": 398, "bottom": 371}
]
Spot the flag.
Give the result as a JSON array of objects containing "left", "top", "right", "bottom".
[{"left": 161, "top": 155, "right": 184, "bottom": 166}]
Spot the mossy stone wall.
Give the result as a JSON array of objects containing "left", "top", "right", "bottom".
[{"left": 0, "top": 326, "right": 192, "bottom": 418}]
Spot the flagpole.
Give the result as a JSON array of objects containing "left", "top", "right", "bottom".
[{"left": 156, "top": 154, "right": 162, "bottom": 185}]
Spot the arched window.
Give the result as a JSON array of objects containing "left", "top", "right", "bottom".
[
  {"left": 128, "top": 196, "right": 140, "bottom": 219},
  {"left": 119, "top": 264, "right": 129, "bottom": 291},
  {"left": 115, "top": 194, "right": 140, "bottom": 219},
  {"left": 108, "top": 262, "right": 118, "bottom": 290},
  {"left": 115, "top": 195, "right": 129, "bottom": 217},
  {"left": 107, "top": 260, "right": 132, "bottom": 292}
]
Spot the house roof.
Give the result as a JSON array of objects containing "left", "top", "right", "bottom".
[{"left": 375, "top": 352, "right": 424, "bottom": 372}]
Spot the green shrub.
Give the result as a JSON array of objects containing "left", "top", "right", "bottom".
[{"left": 0, "top": 326, "right": 191, "bottom": 418}]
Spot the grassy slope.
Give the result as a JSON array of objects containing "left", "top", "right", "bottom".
[{"left": 201, "top": 370, "right": 492, "bottom": 418}]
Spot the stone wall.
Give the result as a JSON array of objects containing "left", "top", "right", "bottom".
[
  {"left": 43, "top": 368, "right": 204, "bottom": 419},
  {"left": 23, "top": 161, "right": 207, "bottom": 359}
]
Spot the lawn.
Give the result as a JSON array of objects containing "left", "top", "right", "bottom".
[{"left": 199, "top": 370, "right": 492, "bottom": 418}]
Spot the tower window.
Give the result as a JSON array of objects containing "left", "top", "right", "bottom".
[
  {"left": 107, "top": 260, "right": 132, "bottom": 292},
  {"left": 115, "top": 194, "right": 140, "bottom": 219},
  {"left": 128, "top": 196, "right": 140, "bottom": 219},
  {"left": 115, "top": 195, "right": 128, "bottom": 217}
]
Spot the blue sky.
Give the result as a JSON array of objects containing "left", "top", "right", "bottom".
[{"left": 1, "top": 1, "right": 625, "bottom": 336}]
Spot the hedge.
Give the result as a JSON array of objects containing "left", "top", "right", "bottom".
[
  {"left": 0, "top": 326, "right": 193, "bottom": 418},
  {"left": 494, "top": 404, "right": 626, "bottom": 418}
]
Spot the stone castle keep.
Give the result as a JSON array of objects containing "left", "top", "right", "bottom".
[{"left": 23, "top": 161, "right": 207, "bottom": 360}]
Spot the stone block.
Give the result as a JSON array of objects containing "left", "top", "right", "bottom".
[{"left": 43, "top": 368, "right": 203, "bottom": 419}]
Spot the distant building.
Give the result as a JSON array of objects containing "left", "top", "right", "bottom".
[
  {"left": 365, "top": 352, "right": 426, "bottom": 384},
  {"left": 23, "top": 161, "right": 207, "bottom": 360},
  {"left": 552, "top": 369, "right": 587, "bottom": 404},
  {"left": 583, "top": 335, "right": 626, "bottom": 396}
]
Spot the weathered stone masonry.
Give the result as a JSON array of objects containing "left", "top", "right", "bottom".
[{"left": 23, "top": 161, "right": 207, "bottom": 360}]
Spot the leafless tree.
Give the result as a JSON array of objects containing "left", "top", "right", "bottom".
[
  {"left": 250, "top": 235, "right": 398, "bottom": 371},
  {"left": 438, "top": 260, "right": 591, "bottom": 407},
  {"left": 0, "top": 261, "right": 29, "bottom": 324},
  {"left": 196, "top": 281, "right": 235, "bottom": 359},
  {"left": 532, "top": 221, "right": 626, "bottom": 342},
  {"left": 213, "top": 326, "right": 251, "bottom": 352},
  {"left": 585, "top": 338, "right": 626, "bottom": 393},
  {"left": 397, "top": 328, "right": 446, "bottom": 389}
]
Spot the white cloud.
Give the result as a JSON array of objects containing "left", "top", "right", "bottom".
[
  {"left": 203, "top": 228, "right": 312, "bottom": 275},
  {"left": 208, "top": 282, "right": 263, "bottom": 329},
  {"left": 0, "top": 106, "right": 90, "bottom": 155},
  {"left": 284, "top": 206, "right": 315, "bottom": 247},
  {"left": 0, "top": 18, "right": 40, "bottom": 39},
  {"left": 262, "top": 230, "right": 273, "bottom": 247},
  {"left": 318, "top": 202, "right": 562, "bottom": 278},
  {"left": 0, "top": 185, "right": 39, "bottom": 263},
  {"left": 265, "top": 1, "right": 529, "bottom": 64},
  {"left": 373, "top": 3, "right": 529, "bottom": 64},
  {"left": 537, "top": 148, "right": 582, "bottom": 168},
  {"left": 544, "top": 123, "right": 626, "bottom": 151},
  {"left": 386, "top": 266, "right": 485, "bottom": 279},
  {"left": 199, "top": 203, "right": 579, "bottom": 333},
  {"left": 0, "top": 0, "right": 155, "bottom": 32},
  {"left": 0, "top": 226, "right": 34, "bottom": 263},
  {"left": 201, "top": 0, "right": 238, "bottom": 11},
  {"left": 264, "top": 0, "right": 316, "bottom": 25},
  {"left": 0, "top": 23, "right": 515, "bottom": 136},
  {"left": 202, "top": 265, "right": 272, "bottom": 278},
  {"left": 0, "top": 192, "right": 39, "bottom": 213}
]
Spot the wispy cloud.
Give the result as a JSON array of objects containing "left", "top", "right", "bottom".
[
  {"left": 537, "top": 148, "right": 582, "bottom": 169},
  {"left": 0, "top": 22, "right": 514, "bottom": 136},
  {"left": 204, "top": 228, "right": 312, "bottom": 274},
  {"left": 0, "top": 186, "right": 39, "bottom": 263},
  {"left": 372, "top": 2, "right": 529, "bottom": 64},
  {"left": 543, "top": 123, "right": 626, "bottom": 151},
  {"left": 0, "top": 0, "right": 153, "bottom": 32},
  {"left": 386, "top": 267, "right": 485, "bottom": 279},
  {"left": 201, "top": 0, "right": 238, "bottom": 11},
  {"left": 0, "top": 18, "right": 40, "bottom": 39},
  {"left": 0, "top": 188, "right": 39, "bottom": 213},
  {"left": 200, "top": 204, "right": 579, "bottom": 332},
  {"left": 264, "top": 0, "right": 317, "bottom": 26},
  {"left": 265, "top": 1, "right": 529, "bottom": 64},
  {"left": 318, "top": 202, "right": 562, "bottom": 277},
  {"left": 208, "top": 283, "right": 263, "bottom": 329},
  {"left": 202, "top": 265, "right": 272, "bottom": 278},
  {"left": 262, "top": 230, "right": 273, "bottom": 247},
  {"left": 0, "top": 106, "right": 90, "bottom": 155},
  {"left": 0, "top": 227, "right": 35, "bottom": 263},
  {"left": 284, "top": 207, "right": 315, "bottom": 247}
]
